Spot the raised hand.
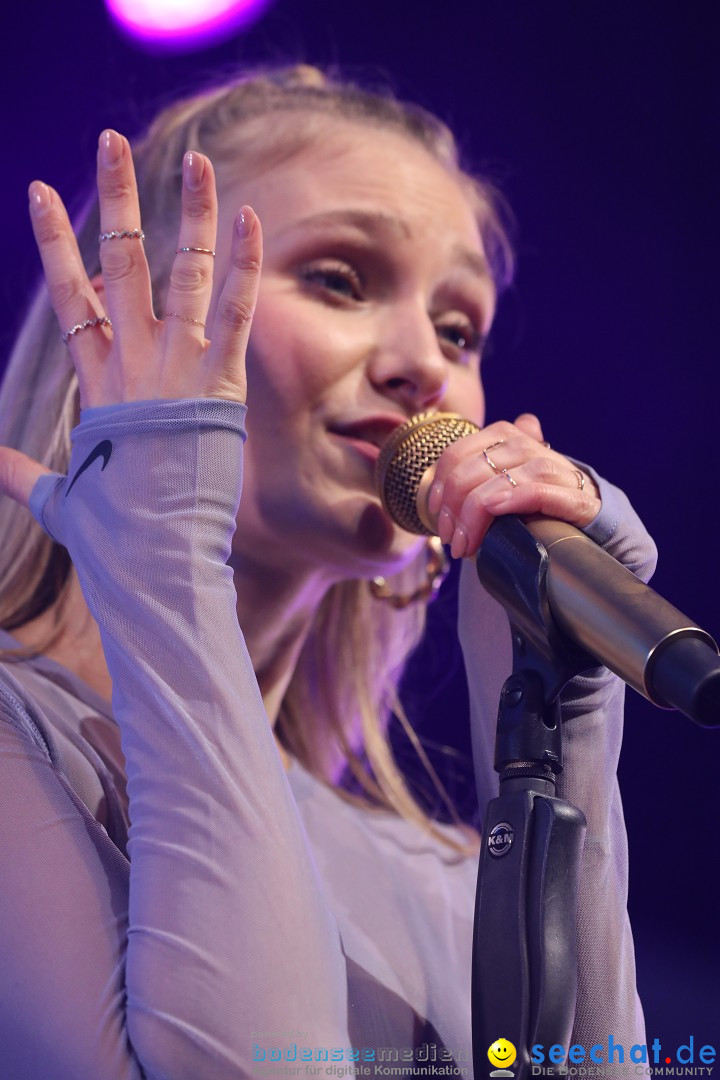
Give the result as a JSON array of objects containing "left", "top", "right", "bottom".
[
  {"left": 0, "top": 129, "right": 262, "bottom": 510},
  {"left": 427, "top": 412, "right": 602, "bottom": 558}
]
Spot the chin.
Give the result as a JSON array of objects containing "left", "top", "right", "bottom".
[{"left": 354, "top": 503, "right": 425, "bottom": 570}]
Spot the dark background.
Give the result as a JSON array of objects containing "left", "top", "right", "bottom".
[{"left": 2, "top": 0, "right": 718, "bottom": 1054}]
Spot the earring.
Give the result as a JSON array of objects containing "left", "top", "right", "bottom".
[{"left": 368, "top": 537, "right": 450, "bottom": 609}]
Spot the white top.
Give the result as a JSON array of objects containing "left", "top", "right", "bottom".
[{"left": 0, "top": 398, "right": 655, "bottom": 1078}]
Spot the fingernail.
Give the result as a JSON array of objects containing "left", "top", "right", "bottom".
[
  {"left": 427, "top": 480, "right": 444, "bottom": 517},
  {"left": 236, "top": 205, "right": 255, "bottom": 238},
  {"left": 437, "top": 506, "right": 455, "bottom": 545},
  {"left": 183, "top": 151, "right": 204, "bottom": 191},
  {"left": 99, "top": 129, "right": 123, "bottom": 169},
  {"left": 450, "top": 523, "right": 469, "bottom": 559},
  {"left": 28, "top": 180, "right": 50, "bottom": 212},
  {"left": 481, "top": 490, "right": 514, "bottom": 510}
]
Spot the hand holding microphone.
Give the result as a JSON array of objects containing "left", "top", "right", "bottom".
[{"left": 375, "top": 412, "right": 720, "bottom": 728}]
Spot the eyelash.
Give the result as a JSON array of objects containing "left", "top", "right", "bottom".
[
  {"left": 299, "top": 260, "right": 486, "bottom": 362},
  {"left": 435, "top": 321, "right": 487, "bottom": 362},
  {"left": 299, "top": 261, "right": 363, "bottom": 301}
]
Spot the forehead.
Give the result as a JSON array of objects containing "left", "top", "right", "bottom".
[{"left": 236, "top": 119, "right": 485, "bottom": 256}]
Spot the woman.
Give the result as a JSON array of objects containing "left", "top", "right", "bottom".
[{"left": 0, "top": 66, "right": 653, "bottom": 1078}]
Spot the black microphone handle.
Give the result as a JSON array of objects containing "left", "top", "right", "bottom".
[{"left": 484, "top": 515, "right": 720, "bottom": 729}]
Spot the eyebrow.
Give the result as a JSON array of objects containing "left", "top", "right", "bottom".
[
  {"left": 276, "top": 208, "right": 411, "bottom": 240},
  {"left": 449, "top": 244, "right": 491, "bottom": 281},
  {"left": 276, "top": 209, "right": 492, "bottom": 280}
]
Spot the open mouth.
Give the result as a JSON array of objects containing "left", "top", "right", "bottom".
[
  {"left": 328, "top": 415, "right": 408, "bottom": 463},
  {"left": 330, "top": 432, "right": 382, "bottom": 463}
]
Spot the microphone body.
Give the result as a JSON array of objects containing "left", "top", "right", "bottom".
[{"left": 375, "top": 413, "right": 720, "bottom": 727}]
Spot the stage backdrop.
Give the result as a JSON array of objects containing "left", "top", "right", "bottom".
[{"left": 2, "top": 0, "right": 718, "bottom": 1052}]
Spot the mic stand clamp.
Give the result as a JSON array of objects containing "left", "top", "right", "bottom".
[{"left": 471, "top": 516, "right": 598, "bottom": 1080}]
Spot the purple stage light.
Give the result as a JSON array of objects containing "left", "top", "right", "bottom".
[{"left": 104, "top": 0, "right": 272, "bottom": 50}]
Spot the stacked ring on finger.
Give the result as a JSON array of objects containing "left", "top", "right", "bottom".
[
  {"left": 98, "top": 228, "right": 145, "bottom": 242},
  {"left": 62, "top": 315, "right": 113, "bottom": 345},
  {"left": 572, "top": 469, "right": 586, "bottom": 491},
  {"left": 482, "top": 439, "right": 506, "bottom": 474}
]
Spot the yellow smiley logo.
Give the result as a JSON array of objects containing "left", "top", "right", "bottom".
[{"left": 488, "top": 1039, "right": 517, "bottom": 1069}]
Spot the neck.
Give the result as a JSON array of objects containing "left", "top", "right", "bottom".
[
  {"left": 11, "top": 570, "right": 114, "bottom": 703},
  {"left": 229, "top": 550, "right": 335, "bottom": 727}
]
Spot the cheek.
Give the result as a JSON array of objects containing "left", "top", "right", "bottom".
[
  {"left": 246, "top": 293, "right": 369, "bottom": 414},
  {"left": 446, "top": 370, "right": 486, "bottom": 427},
  {"left": 245, "top": 303, "right": 330, "bottom": 409}
]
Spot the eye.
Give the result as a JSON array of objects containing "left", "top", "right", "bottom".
[
  {"left": 435, "top": 317, "right": 487, "bottom": 363},
  {"left": 298, "top": 260, "right": 364, "bottom": 301}
]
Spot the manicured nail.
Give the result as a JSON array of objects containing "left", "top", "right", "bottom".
[
  {"left": 99, "top": 129, "right": 123, "bottom": 169},
  {"left": 481, "top": 490, "right": 514, "bottom": 510},
  {"left": 450, "top": 523, "right": 469, "bottom": 559},
  {"left": 437, "top": 506, "right": 455, "bottom": 545},
  {"left": 28, "top": 181, "right": 50, "bottom": 212},
  {"left": 427, "top": 480, "right": 444, "bottom": 517},
  {"left": 183, "top": 151, "right": 204, "bottom": 191},
  {"left": 236, "top": 205, "right": 255, "bottom": 238}
]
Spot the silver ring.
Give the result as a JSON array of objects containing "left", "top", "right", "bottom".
[
  {"left": 99, "top": 228, "right": 145, "bottom": 242},
  {"left": 175, "top": 246, "right": 216, "bottom": 256},
  {"left": 502, "top": 469, "right": 518, "bottom": 488},
  {"left": 62, "top": 315, "right": 113, "bottom": 345},
  {"left": 573, "top": 469, "right": 586, "bottom": 491},
  {"left": 482, "top": 439, "right": 505, "bottom": 474},
  {"left": 164, "top": 311, "right": 206, "bottom": 328}
]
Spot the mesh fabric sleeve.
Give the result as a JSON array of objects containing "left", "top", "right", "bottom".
[
  {"left": 3, "top": 398, "right": 349, "bottom": 1079},
  {"left": 457, "top": 467, "right": 657, "bottom": 1053}
]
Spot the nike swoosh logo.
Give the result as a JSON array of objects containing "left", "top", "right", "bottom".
[{"left": 65, "top": 439, "right": 113, "bottom": 496}]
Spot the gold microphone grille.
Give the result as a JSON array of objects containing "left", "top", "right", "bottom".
[{"left": 375, "top": 412, "right": 481, "bottom": 535}]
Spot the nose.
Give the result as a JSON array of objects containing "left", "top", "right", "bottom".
[{"left": 366, "top": 301, "right": 449, "bottom": 414}]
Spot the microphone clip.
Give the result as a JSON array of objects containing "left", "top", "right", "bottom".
[{"left": 476, "top": 513, "right": 598, "bottom": 782}]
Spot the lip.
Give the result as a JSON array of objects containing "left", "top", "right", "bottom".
[
  {"left": 330, "top": 433, "right": 382, "bottom": 464},
  {"left": 328, "top": 413, "right": 409, "bottom": 456}
]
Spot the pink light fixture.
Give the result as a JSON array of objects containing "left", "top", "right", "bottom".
[{"left": 105, "top": 0, "right": 272, "bottom": 50}]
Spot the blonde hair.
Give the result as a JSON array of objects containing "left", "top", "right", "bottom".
[{"left": 0, "top": 65, "right": 514, "bottom": 853}]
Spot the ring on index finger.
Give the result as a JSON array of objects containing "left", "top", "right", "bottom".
[
  {"left": 482, "top": 439, "right": 505, "bottom": 474},
  {"left": 62, "top": 315, "right": 113, "bottom": 345}
]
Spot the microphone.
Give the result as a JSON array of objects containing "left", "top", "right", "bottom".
[{"left": 375, "top": 411, "right": 720, "bottom": 728}]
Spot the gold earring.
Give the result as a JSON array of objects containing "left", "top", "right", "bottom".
[{"left": 368, "top": 537, "right": 450, "bottom": 609}]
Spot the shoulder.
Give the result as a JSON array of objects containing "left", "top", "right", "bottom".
[
  {"left": 0, "top": 647, "right": 128, "bottom": 848},
  {"left": 0, "top": 658, "right": 57, "bottom": 762}
]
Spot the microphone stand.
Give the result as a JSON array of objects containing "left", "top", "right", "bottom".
[
  {"left": 470, "top": 516, "right": 597, "bottom": 1080},
  {"left": 372, "top": 409, "right": 720, "bottom": 1077}
]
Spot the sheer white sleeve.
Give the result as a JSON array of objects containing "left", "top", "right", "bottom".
[{"left": 1, "top": 398, "right": 349, "bottom": 1080}]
